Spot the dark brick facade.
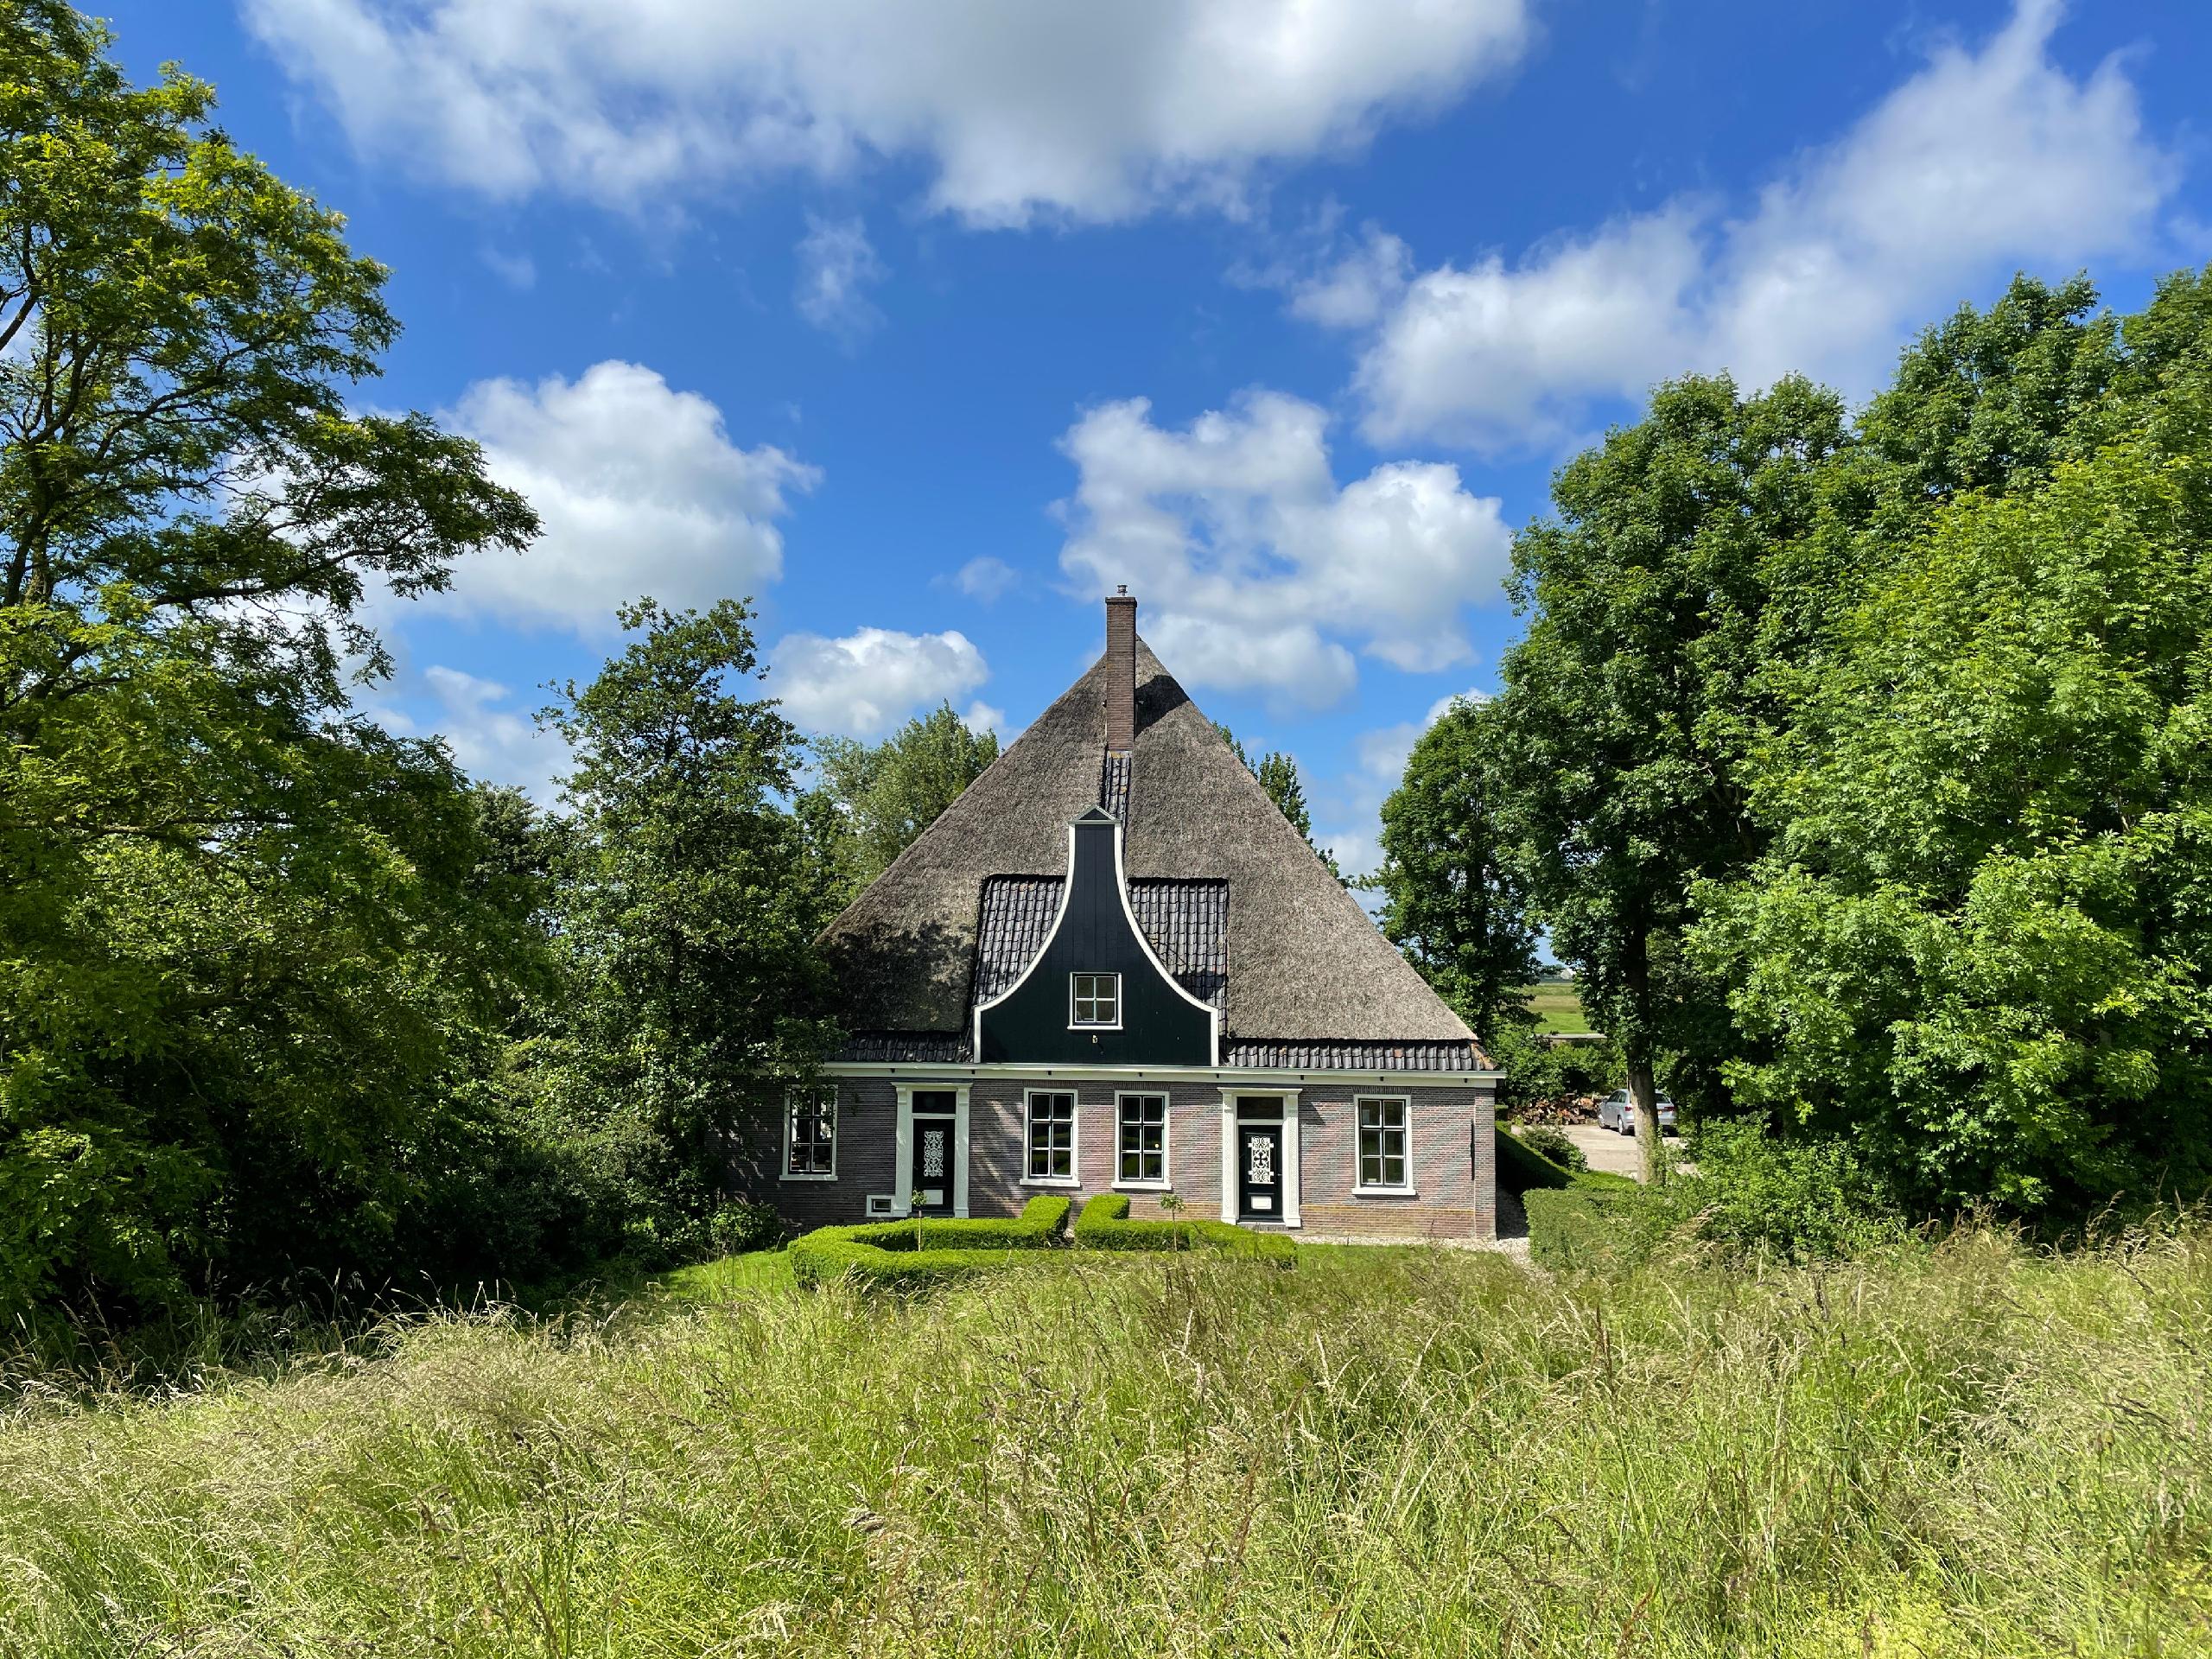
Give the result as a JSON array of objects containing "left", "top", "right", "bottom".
[{"left": 742, "top": 1074, "right": 1497, "bottom": 1242}]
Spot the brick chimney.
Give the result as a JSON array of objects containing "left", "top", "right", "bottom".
[{"left": 1104, "top": 586, "right": 1137, "bottom": 752}]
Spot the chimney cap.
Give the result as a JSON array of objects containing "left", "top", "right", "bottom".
[{"left": 1112, "top": 583, "right": 1130, "bottom": 598}]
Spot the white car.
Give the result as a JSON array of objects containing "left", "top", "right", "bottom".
[{"left": 1597, "top": 1090, "right": 1677, "bottom": 1135}]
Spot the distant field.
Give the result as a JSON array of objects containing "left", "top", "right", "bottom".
[{"left": 1521, "top": 980, "right": 1595, "bottom": 1034}]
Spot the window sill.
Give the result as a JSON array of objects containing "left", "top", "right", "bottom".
[
  {"left": 1020, "top": 1175, "right": 1080, "bottom": 1188},
  {"left": 1113, "top": 1179, "right": 1172, "bottom": 1192},
  {"left": 1351, "top": 1185, "right": 1418, "bottom": 1199},
  {"left": 781, "top": 1172, "right": 839, "bottom": 1183},
  {"left": 1067, "top": 1024, "right": 1123, "bottom": 1033}
]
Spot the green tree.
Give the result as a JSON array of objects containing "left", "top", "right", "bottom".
[
  {"left": 1370, "top": 695, "right": 1536, "bottom": 1046},
  {"left": 1494, "top": 374, "right": 1850, "bottom": 1177},
  {"left": 1700, "top": 270, "right": 2212, "bottom": 1218},
  {"left": 0, "top": 5, "right": 538, "bottom": 1315},
  {"left": 810, "top": 702, "right": 999, "bottom": 897},
  {"left": 1216, "top": 723, "right": 1341, "bottom": 877},
  {"left": 538, "top": 598, "right": 839, "bottom": 1260}
]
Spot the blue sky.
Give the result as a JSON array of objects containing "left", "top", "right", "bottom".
[{"left": 99, "top": 0, "right": 2212, "bottom": 871}]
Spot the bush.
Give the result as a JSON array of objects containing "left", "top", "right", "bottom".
[
  {"left": 1524, "top": 1122, "right": 1906, "bottom": 1272},
  {"left": 1071, "top": 1195, "right": 1296, "bottom": 1264},
  {"left": 1508, "top": 1123, "right": 1586, "bottom": 1173},
  {"left": 705, "top": 1198, "right": 790, "bottom": 1258},
  {"left": 1490, "top": 1021, "right": 1624, "bottom": 1115},
  {"left": 1494, "top": 1127, "right": 1575, "bottom": 1197},
  {"left": 1674, "top": 1120, "right": 1904, "bottom": 1262},
  {"left": 788, "top": 1196, "right": 1071, "bottom": 1290},
  {"left": 1524, "top": 1185, "right": 1640, "bottom": 1271}
]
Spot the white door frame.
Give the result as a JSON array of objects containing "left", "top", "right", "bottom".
[
  {"left": 1217, "top": 1088, "right": 1300, "bottom": 1228},
  {"left": 894, "top": 1084, "right": 971, "bottom": 1217}
]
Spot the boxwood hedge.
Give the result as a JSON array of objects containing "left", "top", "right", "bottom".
[
  {"left": 1072, "top": 1194, "right": 1295, "bottom": 1264},
  {"left": 788, "top": 1195, "right": 1071, "bottom": 1290}
]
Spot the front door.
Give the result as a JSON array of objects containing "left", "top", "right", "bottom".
[
  {"left": 911, "top": 1117, "right": 953, "bottom": 1213},
  {"left": 1237, "top": 1122, "right": 1283, "bottom": 1221}
]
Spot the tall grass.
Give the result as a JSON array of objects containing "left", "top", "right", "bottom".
[{"left": 3, "top": 1228, "right": 2209, "bottom": 1655}]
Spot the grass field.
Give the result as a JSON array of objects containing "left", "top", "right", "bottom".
[
  {"left": 3, "top": 1230, "right": 2209, "bottom": 1656},
  {"left": 1520, "top": 978, "right": 1595, "bottom": 1034}
]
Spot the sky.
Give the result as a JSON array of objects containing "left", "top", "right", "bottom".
[{"left": 97, "top": 0, "right": 2212, "bottom": 874}]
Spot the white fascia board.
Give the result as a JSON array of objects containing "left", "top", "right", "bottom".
[{"left": 828, "top": 1062, "right": 1500, "bottom": 1085}]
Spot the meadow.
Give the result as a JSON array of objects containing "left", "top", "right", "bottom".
[
  {"left": 2, "top": 1230, "right": 2209, "bottom": 1656},
  {"left": 1519, "top": 981, "right": 1593, "bottom": 1035}
]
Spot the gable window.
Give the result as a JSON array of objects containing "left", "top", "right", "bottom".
[
  {"left": 1071, "top": 972, "right": 1121, "bottom": 1028},
  {"left": 1354, "top": 1096, "right": 1411, "bottom": 1193},
  {"left": 785, "top": 1088, "right": 836, "bottom": 1179},
  {"left": 1116, "top": 1093, "right": 1167, "bottom": 1186},
  {"left": 1025, "top": 1090, "right": 1077, "bottom": 1184}
]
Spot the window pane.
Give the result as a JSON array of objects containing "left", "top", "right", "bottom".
[
  {"left": 1360, "top": 1151, "right": 1380, "bottom": 1186},
  {"left": 1384, "top": 1154, "right": 1405, "bottom": 1186}
]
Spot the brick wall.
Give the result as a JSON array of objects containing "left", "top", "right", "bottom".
[{"left": 739, "top": 1075, "right": 1497, "bottom": 1240}]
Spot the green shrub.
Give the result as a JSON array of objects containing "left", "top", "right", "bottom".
[
  {"left": 787, "top": 1196, "right": 1071, "bottom": 1290},
  {"left": 705, "top": 1198, "right": 790, "bottom": 1258},
  {"left": 1672, "top": 1120, "right": 1904, "bottom": 1262},
  {"left": 1524, "top": 1185, "right": 1639, "bottom": 1271},
  {"left": 1071, "top": 1194, "right": 1294, "bottom": 1264},
  {"left": 1494, "top": 1127, "right": 1575, "bottom": 1197},
  {"left": 1508, "top": 1123, "right": 1586, "bottom": 1173}
]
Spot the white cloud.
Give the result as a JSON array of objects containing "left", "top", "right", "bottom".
[
  {"left": 439, "top": 360, "right": 817, "bottom": 632},
  {"left": 771, "top": 626, "right": 989, "bottom": 738},
  {"left": 1286, "top": 225, "right": 1409, "bottom": 328},
  {"left": 480, "top": 246, "right": 536, "bottom": 289},
  {"left": 1055, "top": 391, "right": 1510, "bottom": 709},
  {"left": 1351, "top": 688, "right": 1486, "bottom": 792},
  {"left": 962, "top": 700, "right": 1009, "bottom": 739},
  {"left": 239, "top": 0, "right": 1529, "bottom": 225},
  {"left": 950, "top": 555, "right": 1020, "bottom": 603},
  {"left": 794, "top": 213, "right": 887, "bottom": 340},
  {"left": 373, "top": 664, "right": 569, "bottom": 800},
  {"left": 1314, "top": 688, "right": 1484, "bottom": 880},
  {"left": 1351, "top": 0, "right": 2179, "bottom": 448}
]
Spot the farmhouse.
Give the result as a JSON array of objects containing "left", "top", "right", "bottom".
[{"left": 762, "top": 591, "right": 1500, "bottom": 1239}]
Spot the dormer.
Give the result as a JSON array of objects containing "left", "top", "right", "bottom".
[{"left": 973, "top": 805, "right": 1217, "bottom": 1065}]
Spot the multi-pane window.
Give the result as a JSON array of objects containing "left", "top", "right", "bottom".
[
  {"left": 785, "top": 1090, "right": 836, "bottom": 1178},
  {"left": 1356, "top": 1097, "right": 1408, "bottom": 1190},
  {"left": 1027, "top": 1091, "right": 1077, "bottom": 1181},
  {"left": 1071, "top": 972, "right": 1120, "bottom": 1027},
  {"left": 1117, "top": 1094, "right": 1166, "bottom": 1185}
]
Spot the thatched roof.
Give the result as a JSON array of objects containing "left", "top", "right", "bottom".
[{"left": 817, "top": 638, "right": 1478, "bottom": 1054}]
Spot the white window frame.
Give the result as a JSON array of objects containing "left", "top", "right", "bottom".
[
  {"left": 1351, "top": 1093, "right": 1415, "bottom": 1197},
  {"left": 1217, "top": 1089, "right": 1300, "bottom": 1227},
  {"left": 781, "top": 1086, "right": 838, "bottom": 1181},
  {"left": 1113, "top": 1090, "right": 1171, "bottom": 1190},
  {"left": 1021, "top": 1087, "right": 1081, "bottom": 1186},
  {"left": 893, "top": 1084, "right": 970, "bottom": 1217},
  {"left": 1069, "top": 971, "right": 1122, "bottom": 1030}
]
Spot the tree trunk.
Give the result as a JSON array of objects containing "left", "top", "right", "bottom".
[{"left": 1626, "top": 1059, "right": 1663, "bottom": 1185}]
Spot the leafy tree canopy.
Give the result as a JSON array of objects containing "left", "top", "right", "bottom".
[
  {"left": 536, "top": 597, "right": 840, "bottom": 1260},
  {"left": 1492, "top": 372, "right": 1850, "bottom": 1171},
  {"left": 0, "top": 3, "right": 537, "bottom": 1317},
  {"left": 1700, "top": 269, "right": 2212, "bottom": 1216},
  {"left": 1370, "top": 695, "right": 1535, "bottom": 1046},
  {"left": 809, "top": 702, "right": 998, "bottom": 899}
]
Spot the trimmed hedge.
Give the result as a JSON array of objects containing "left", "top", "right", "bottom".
[
  {"left": 1496, "top": 1127, "right": 1576, "bottom": 1198},
  {"left": 1072, "top": 1194, "right": 1296, "bottom": 1265},
  {"left": 789, "top": 1195, "right": 1071, "bottom": 1291}
]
